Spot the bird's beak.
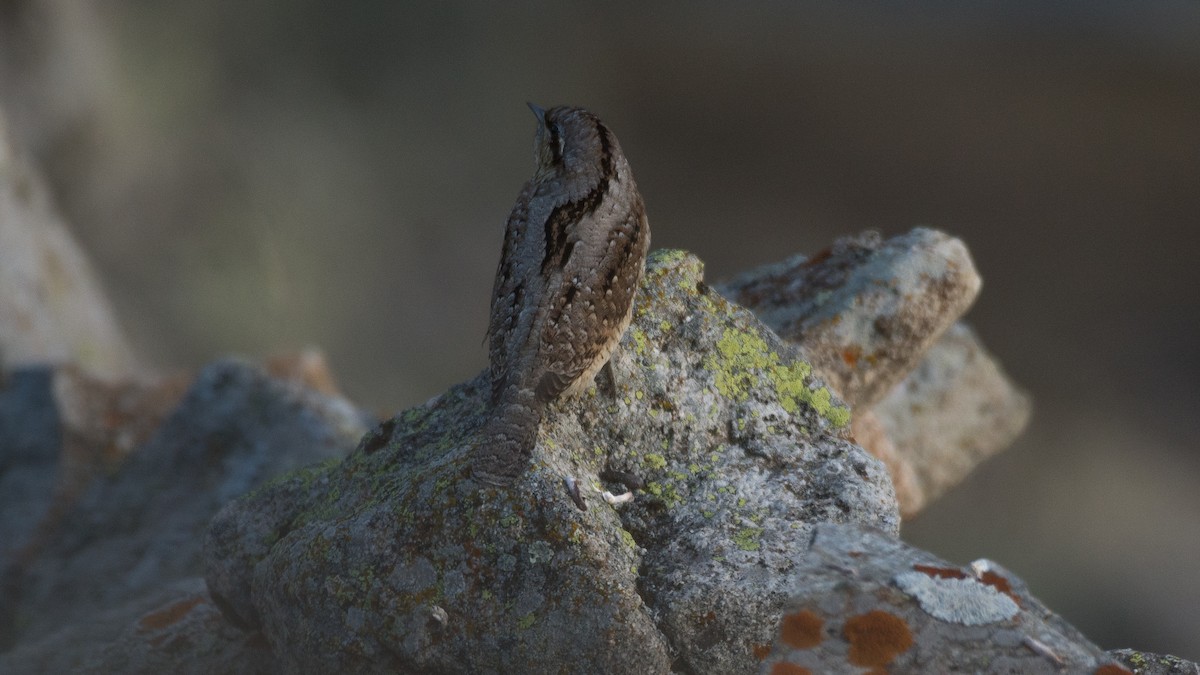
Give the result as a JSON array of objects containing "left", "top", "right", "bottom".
[{"left": 526, "top": 101, "right": 547, "bottom": 128}]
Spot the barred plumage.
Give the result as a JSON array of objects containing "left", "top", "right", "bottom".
[{"left": 473, "top": 104, "right": 650, "bottom": 485}]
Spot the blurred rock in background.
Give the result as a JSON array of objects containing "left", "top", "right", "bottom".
[{"left": 1, "top": 0, "right": 1197, "bottom": 660}]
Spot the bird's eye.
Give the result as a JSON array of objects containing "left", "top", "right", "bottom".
[{"left": 547, "top": 123, "right": 564, "bottom": 164}]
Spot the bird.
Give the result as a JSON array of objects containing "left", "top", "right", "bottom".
[{"left": 472, "top": 103, "right": 650, "bottom": 487}]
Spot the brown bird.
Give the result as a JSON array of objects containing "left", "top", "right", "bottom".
[{"left": 473, "top": 104, "right": 650, "bottom": 486}]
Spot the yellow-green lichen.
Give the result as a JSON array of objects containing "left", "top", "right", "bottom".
[
  {"left": 645, "top": 481, "right": 682, "bottom": 507},
  {"left": 619, "top": 529, "right": 637, "bottom": 549},
  {"left": 705, "top": 327, "right": 850, "bottom": 428},
  {"left": 630, "top": 327, "right": 649, "bottom": 356},
  {"left": 644, "top": 453, "right": 668, "bottom": 470},
  {"left": 733, "top": 527, "right": 764, "bottom": 552},
  {"left": 647, "top": 248, "right": 692, "bottom": 266},
  {"left": 517, "top": 613, "right": 537, "bottom": 630}
]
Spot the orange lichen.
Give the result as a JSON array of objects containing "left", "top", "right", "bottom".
[
  {"left": 1094, "top": 665, "right": 1133, "bottom": 675},
  {"left": 913, "top": 563, "right": 967, "bottom": 580},
  {"left": 843, "top": 610, "right": 913, "bottom": 667},
  {"left": 138, "top": 595, "right": 206, "bottom": 631},
  {"left": 841, "top": 345, "right": 862, "bottom": 367},
  {"left": 752, "top": 643, "right": 773, "bottom": 660},
  {"left": 978, "top": 570, "right": 1021, "bottom": 605},
  {"left": 770, "top": 662, "right": 813, "bottom": 675},
  {"left": 780, "top": 609, "right": 824, "bottom": 649}
]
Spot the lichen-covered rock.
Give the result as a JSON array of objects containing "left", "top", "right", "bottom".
[
  {"left": 762, "top": 523, "right": 1131, "bottom": 674},
  {"left": 718, "top": 228, "right": 980, "bottom": 410},
  {"left": 1109, "top": 648, "right": 1200, "bottom": 674},
  {"left": 205, "top": 249, "right": 899, "bottom": 674},
  {"left": 1, "top": 359, "right": 370, "bottom": 649},
  {"left": 718, "top": 229, "right": 1029, "bottom": 518}
]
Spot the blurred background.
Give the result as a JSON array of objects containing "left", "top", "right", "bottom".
[{"left": 2, "top": 0, "right": 1197, "bottom": 659}]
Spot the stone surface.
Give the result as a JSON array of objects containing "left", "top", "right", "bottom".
[
  {"left": 761, "top": 523, "right": 1130, "bottom": 674},
  {"left": 718, "top": 230, "right": 1028, "bottom": 518},
  {"left": 0, "top": 107, "right": 136, "bottom": 378},
  {"left": 0, "top": 368, "right": 61, "bottom": 567},
  {"left": 1, "top": 234, "right": 1180, "bottom": 674},
  {"left": 205, "top": 250, "right": 898, "bottom": 674},
  {"left": 871, "top": 322, "right": 1032, "bottom": 516},
  {"left": 0, "top": 359, "right": 371, "bottom": 650},
  {"left": 717, "top": 228, "right": 980, "bottom": 410},
  {"left": 0, "top": 578, "right": 272, "bottom": 675},
  {"left": 1110, "top": 648, "right": 1200, "bottom": 675}
]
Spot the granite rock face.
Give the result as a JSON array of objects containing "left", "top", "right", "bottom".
[
  {"left": 0, "top": 359, "right": 370, "bottom": 658},
  {"left": 205, "top": 250, "right": 898, "bottom": 674}
]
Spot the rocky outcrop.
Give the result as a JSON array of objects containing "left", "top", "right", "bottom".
[
  {"left": 2, "top": 222, "right": 1164, "bottom": 673},
  {"left": 204, "top": 250, "right": 896, "bottom": 674}
]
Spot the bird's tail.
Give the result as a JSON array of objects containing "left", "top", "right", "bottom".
[{"left": 472, "top": 388, "right": 543, "bottom": 486}]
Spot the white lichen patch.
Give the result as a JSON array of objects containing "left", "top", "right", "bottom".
[{"left": 894, "top": 571, "right": 1019, "bottom": 625}]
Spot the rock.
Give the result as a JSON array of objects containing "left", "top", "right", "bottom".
[
  {"left": 762, "top": 523, "right": 1131, "bottom": 674},
  {"left": 205, "top": 250, "right": 898, "bottom": 674},
  {"left": 870, "top": 322, "right": 1032, "bottom": 516},
  {"left": 848, "top": 408, "right": 925, "bottom": 517},
  {"left": 1109, "top": 648, "right": 1200, "bottom": 674},
  {"left": 717, "top": 230, "right": 1028, "bottom": 517},
  {"left": 0, "top": 107, "right": 137, "bottom": 379},
  {"left": 3, "top": 236, "right": 1175, "bottom": 673},
  {"left": 0, "top": 368, "right": 61, "bottom": 567},
  {"left": 1, "top": 359, "right": 371, "bottom": 650},
  {"left": 717, "top": 228, "right": 980, "bottom": 410},
  {"left": 0, "top": 578, "right": 272, "bottom": 675}
]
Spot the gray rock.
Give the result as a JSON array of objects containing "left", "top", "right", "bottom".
[
  {"left": 1109, "top": 648, "right": 1200, "bottom": 674},
  {"left": 717, "top": 230, "right": 1028, "bottom": 518},
  {"left": 205, "top": 249, "right": 898, "bottom": 674},
  {"left": 0, "top": 368, "right": 61, "bottom": 565},
  {"left": 2, "top": 359, "right": 370, "bottom": 649},
  {"left": 761, "top": 523, "right": 1131, "bottom": 674},
  {"left": 0, "top": 578, "right": 272, "bottom": 675},
  {"left": 717, "top": 228, "right": 980, "bottom": 410},
  {"left": 2, "top": 239, "right": 1179, "bottom": 674}
]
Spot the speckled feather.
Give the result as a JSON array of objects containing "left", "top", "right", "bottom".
[{"left": 474, "top": 105, "right": 650, "bottom": 485}]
